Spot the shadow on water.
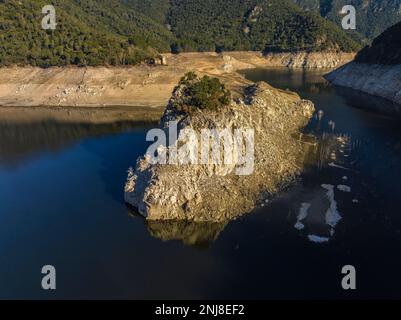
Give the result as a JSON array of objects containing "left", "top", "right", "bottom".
[
  {"left": 0, "top": 120, "right": 154, "bottom": 167},
  {"left": 333, "top": 86, "right": 401, "bottom": 118},
  {"left": 0, "top": 106, "right": 159, "bottom": 167}
]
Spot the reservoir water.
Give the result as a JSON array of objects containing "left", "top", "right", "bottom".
[{"left": 1, "top": 69, "right": 401, "bottom": 299}]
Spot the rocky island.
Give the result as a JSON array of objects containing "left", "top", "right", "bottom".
[{"left": 125, "top": 73, "right": 315, "bottom": 221}]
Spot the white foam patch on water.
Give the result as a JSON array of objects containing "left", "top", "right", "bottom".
[
  {"left": 337, "top": 185, "right": 351, "bottom": 192},
  {"left": 294, "top": 221, "right": 305, "bottom": 230},
  {"left": 328, "top": 162, "right": 350, "bottom": 170},
  {"left": 308, "top": 235, "right": 330, "bottom": 243},
  {"left": 294, "top": 202, "right": 311, "bottom": 230},
  {"left": 321, "top": 184, "right": 342, "bottom": 228},
  {"left": 342, "top": 176, "right": 348, "bottom": 181},
  {"left": 298, "top": 203, "right": 311, "bottom": 221}
]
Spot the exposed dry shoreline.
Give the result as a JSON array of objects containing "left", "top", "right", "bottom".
[
  {"left": 0, "top": 51, "right": 354, "bottom": 109},
  {"left": 325, "top": 62, "right": 401, "bottom": 110}
]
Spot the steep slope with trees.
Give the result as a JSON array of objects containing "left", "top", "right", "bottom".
[
  {"left": 129, "top": 0, "right": 361, "bottom": 53},
  {"left": 0, "top": 0, "right": 174, "bottom": 67},
  {"left": 355, "top": 21, "right": 401, "bottom": 64},
  {"left": 294, "top": 0, "right": 401, "bottom": 41},
  {"left": 0, "top": 0, "right": 361, "bottom": 67}
]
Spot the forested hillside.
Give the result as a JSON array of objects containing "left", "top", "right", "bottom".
[
  {"left": 131, "top": 0, "right": 360, "bottom": 52},
  {"left": 0, "top": 0, "right": 361, "bottom": 67},
  {"left": 294, "top": 0, "right": 401, "bottom": 41},
  {"left": 355, "top": 21, "right": 401, "bottom": 64},
  {"left": 0, "top": 0, "right": 174, "bottom": 67}
]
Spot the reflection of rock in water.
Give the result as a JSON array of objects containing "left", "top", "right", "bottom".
[
  {"left": 127, "top": 206, "right": 228, "bottom": 248},
  {"left": 291, "top": 132, "right": 354, "bottom": 242},
  {"left": 299, "top": 132, "right": 351, "bottom": 171},
  {"left": 306, "top": 82, "right": 332, "bottom": 95},
  {"left": 147, "top": 220, "right": 228, "bottom": 249}
]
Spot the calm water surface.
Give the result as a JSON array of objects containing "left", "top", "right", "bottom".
[{"left": 1, "top": 69, "right": 401, "bottom": 299}]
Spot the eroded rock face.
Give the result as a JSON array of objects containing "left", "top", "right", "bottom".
[
  {"left": 125, "top": 81, "right": 315, "bottom": 222},
  {"left": 263, "top": 52, "right": 355, "bottom": 69}
]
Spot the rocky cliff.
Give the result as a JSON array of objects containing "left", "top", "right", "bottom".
[
  {"left": 223, "top": 51, "right": 354, "bottom": 69},
  {"left": 325, "top": 62, "right": 401, "bottom": 109},
  {"left": 262, "top": 51, "right": 355, "bottom": 69},
  {"left": 124, "top": 77, "right": 315, "bottom": 222}
]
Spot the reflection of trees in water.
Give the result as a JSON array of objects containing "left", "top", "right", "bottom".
[
  {"left": 0, "top": 120, "right": 151, "bottom": 167},
  {"left": 127, "top": 206, "right": 228, "bottom": 249}
]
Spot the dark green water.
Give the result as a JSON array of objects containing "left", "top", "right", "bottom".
[{"left": 1, "top": 69, "right": 401, "bottom": 299}]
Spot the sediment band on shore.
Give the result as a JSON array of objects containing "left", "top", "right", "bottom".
[{"left": 0, "top": 51, "right": 354, "bottom": 109}]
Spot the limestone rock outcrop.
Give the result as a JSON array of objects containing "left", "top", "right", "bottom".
[
  {"left": 263, "top": 51, "right": 355, "bottom": 69},
  {"left": 125, "top": 80, "right": 315, "bottom": 221}
]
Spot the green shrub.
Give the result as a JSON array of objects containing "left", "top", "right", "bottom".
[{"left": 175, "top": 73, "right": 231, "bottom": 113}]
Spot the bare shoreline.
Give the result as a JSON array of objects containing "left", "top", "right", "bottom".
[
  {"left": 0, "top": 51, "right": 354, "bottom": 111},
  {"left": 325, "top": 62, "right": 401, "bottom": 109}
]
